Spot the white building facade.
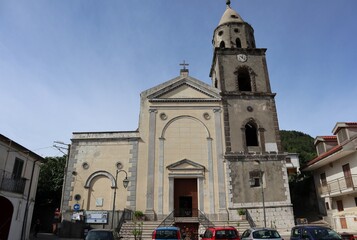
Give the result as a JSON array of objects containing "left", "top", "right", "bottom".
[
  {"left": 0, "top": 134, "right": 44, "bottom": 240},
  {"left": 304, "top": 122, "right": 357, "bottom": 232}
]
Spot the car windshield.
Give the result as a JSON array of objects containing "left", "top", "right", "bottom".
[
  {"left": 252, "top": 230, "right": 281, "bottom": 239},
  {"left": 309, "top": 228, "right": 342, "bottom": 240},
  {"left": 86, "top": 231, "right": 114, "bottom": 240},
  {"left": 215, "top": 230, "right": 238, "bottom": 239},
  {"left": 155, "top": 230, "right": 178, "bottom": 239}
]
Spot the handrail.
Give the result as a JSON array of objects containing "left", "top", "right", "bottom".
[
  {"left": 158, "top": 208, "right": 214, "bottom": 228},
  {"left": 116, "top": 208, "right": 133, "bottom": 232},
  {"left": 245, "top": 209, "right": 256, "bottom": 228},
  {"left": 158, "top": 210, "right": 175, "bottom": 227},
  {"left": 198, "top": 209, "right": 215, "bottom": 228}
]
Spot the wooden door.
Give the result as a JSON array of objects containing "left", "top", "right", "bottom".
[
  {"left": 174, "top": 178, "right": 198, "bottom": 217},
  {"left": 343, "top": 164, "right": 353, "bottom": 188},
  {"left": 340, "top": 217, "right": 347, "bottom": 229}
]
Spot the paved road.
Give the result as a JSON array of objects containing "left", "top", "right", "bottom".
[
  {"left": 30, "top": 231, "right": 292, "bottom": 240},
  {"left": 29, "top": 232, "right": 81, "bottom": 240}
]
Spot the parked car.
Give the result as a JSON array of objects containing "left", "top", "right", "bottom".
[
  {"left": 152, "top": 226, "right": 182, "bottom": 240},
  {"left": 241, "top": 228, "right": 282, "bottom": 240},
  {"left": 85, "top": 229, "right": 120, "bottom": 240},
  {"left": 201, "top": 226, "right": 240, "bottom": 240},
  {"left": 290, "top": 225, "right": 342, "bottom": 240}
]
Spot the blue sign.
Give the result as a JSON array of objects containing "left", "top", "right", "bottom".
[{"left": 73, "top": 203, "right": 80, "bottom": 211}]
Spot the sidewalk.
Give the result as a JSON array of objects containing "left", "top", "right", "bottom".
[{"left": 29, "top": 232, "right": 81, "bottom": 240}]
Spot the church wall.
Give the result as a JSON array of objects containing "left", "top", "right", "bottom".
[
  {"left": 137, "top": 92, "right": 226, "bottom": 219},
  {"left": 227, "top": 98, "right": 279, "bottom": 152},
  {"left": 226, "top": 158, "right": 294, "bottom": 231},
  {"left": 219, "top": 53, "right": 270, "bottom": 93},
  {"left": 66, "top": 137, "right": 137, "bottom": 215},
  {"left": 229, "top": 160, "right": 288, "bottom": 203},
  {"left": 154, "top": 107, "right": 221, "bottom": 216}
]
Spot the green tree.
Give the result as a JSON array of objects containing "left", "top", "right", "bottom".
[
  {"left": 280, "top": 130, "right": 317, "bottom": 166},
  {"left": 32, "top": 155, "right": 66, "bottom": 232},
  {"left": 36, "top": 156, "right": 66, "bottom": 204},
  {"left": 280, "top": 130, "right": 320, "bottom": 220}
]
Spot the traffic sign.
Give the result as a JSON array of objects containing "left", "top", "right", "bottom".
[{"left": 73, "top": 203, "right": 80, "bottom": 211}]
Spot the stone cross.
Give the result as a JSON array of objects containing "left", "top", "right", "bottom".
[{"left": 179, "top": 60, "right": 189, "bottom": 70}]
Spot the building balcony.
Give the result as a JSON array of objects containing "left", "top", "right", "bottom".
[
  {"left": 319, "top": 175, "right": 357, "bottom": 197},
  {"left": 0, "top": 170, "right": 26, "bottom": 194}
]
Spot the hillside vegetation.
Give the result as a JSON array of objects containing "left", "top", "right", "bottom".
[{"left": 280, "top": 130, "right": 317, "bottom": 166}]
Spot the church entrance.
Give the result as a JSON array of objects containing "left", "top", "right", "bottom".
[{"left": 174, "top": 178, "right": 198, "bottom": 217}]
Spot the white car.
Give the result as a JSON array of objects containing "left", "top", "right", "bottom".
[
  {"left": 241, "top": 228, "right": 283, "bottom": 240},
  {"left": 85, "top": 229, "right": 120, "bottom": 240}
]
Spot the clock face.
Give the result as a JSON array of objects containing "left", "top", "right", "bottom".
[{"left": 237, "top": 54, "right": 247, "bottom": 62}]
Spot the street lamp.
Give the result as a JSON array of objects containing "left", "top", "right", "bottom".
[
  {"left": 111, "top": 170, "right": 129, "bottom": 229},
  {"left": 253, "top": 160, "right": 266, "bottom": 227}
]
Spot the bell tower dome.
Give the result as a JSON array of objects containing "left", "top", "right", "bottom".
[{"left": 213, "top": 1, "right": 256, "bottom": 49}]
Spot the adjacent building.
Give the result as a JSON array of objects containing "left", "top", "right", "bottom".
[
  {"left": 61, "top": 2, "right": 295, "bottom": 234},
  {"left": 0, "top": 134, "right": 44, "bottom": 240},
  {"left": 303, "top": 122, "right": 357, "bottom": 232}
]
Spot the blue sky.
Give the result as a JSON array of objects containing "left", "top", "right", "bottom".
[{"left": 1, "top": 0, "right": 356, "bottom": 157}]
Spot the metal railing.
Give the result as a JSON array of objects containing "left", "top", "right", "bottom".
[
  {"left": 116, "top": 208, "right": 133, "bottom": 231},
  {"left": 0, "top": 170, "right": 26, "bottom": 194},
  {"left": 158, "top": 210, "right": 175, "bottom": 227},
  {"left": 319, "top": 175, "right": 357, "bottom": 196},
  {"left": 158, "top": 208, "right": 214, "bottom": 228},
  {"left": 198, "top": 209, "right": 214, "bottom": 228},
  {"left": 245, "top": 209, "right": 256, "bottom": 228}
]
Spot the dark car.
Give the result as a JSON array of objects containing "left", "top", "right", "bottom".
[
  {"left": 152, "top": 226, "right": 182, "bottom": 240},
  {"left": 241, "top": 228, "right": 282, "bottom": 240},
  {"left": 290, "top": 225, "right": 342, "bottom": 240},
  {"left": 201, "top": 226, "right": 240, "bottom": 240},
  {"left": 85, "top": 229, "right": 119, "bottom": 240}
]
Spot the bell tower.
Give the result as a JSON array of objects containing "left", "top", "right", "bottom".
[{"left": 210, "top": 1, "right": 294, "bottom": 229}]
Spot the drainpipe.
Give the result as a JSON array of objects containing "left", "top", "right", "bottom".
[{"left": 21, "top": 155, "right": 40, "bottom": 240}]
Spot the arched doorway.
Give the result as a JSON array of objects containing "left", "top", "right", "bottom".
[{"left": 0, "top": 196, "right": 14, "bottom": 240}]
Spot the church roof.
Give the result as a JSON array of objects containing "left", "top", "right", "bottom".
[
  {"left": 141, "top": 72, "right": 221, "bottom": 102},
  {"left": 218, "top": 5, "right": 244, "bottom": 26}
]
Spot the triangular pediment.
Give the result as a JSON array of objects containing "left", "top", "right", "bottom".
[
  {"left": 167, "top": 159, "right": 205, "bottom": 171},
  {"left": 159, "top": 84, "right": 212, "bottom": 99},
  {"left": 144, "top": 76, "right": 221, "bottom": 102}
]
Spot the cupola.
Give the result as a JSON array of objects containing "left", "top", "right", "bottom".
[{"left": 213, "top": 1, "right": 256, "bottom": 49}]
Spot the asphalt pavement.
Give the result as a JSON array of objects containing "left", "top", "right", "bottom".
[{"left": 29, "top": 232, "right": 81, "bottom": 240}]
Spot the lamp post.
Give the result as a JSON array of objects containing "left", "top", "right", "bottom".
[
  {"left": 111, "top": 169, "right": 129, "bottom": 229},
  {"left": 253, "top": 160, "right": 266, "bottom": 227}
]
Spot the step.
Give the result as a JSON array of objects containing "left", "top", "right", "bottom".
[{"left": 119, "top": 219, "right": 251, "bottom": 240}]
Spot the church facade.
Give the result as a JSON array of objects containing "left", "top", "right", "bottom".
[{"left": 61, "top": 2, "right": 295, "bottom": 231}]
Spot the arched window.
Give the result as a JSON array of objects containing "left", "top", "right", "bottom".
[
  {"left": 219, "top": 41, "right": 225, "bottom": 48},
  {"left": 236, "top": 38, "right": 241, "bottom": 48},
  {"left": 237, "top": 67, "right": 252, "bottom": 91},
  {"left": 245, "top": 121, "right": 258, "bottom": 146}
]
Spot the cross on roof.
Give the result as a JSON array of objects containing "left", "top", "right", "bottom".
[{"left": 179, "top": 60, "right": 189, "bottom": 70}]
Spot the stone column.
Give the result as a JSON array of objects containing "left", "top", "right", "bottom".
[
  {"left": 207, "top": 137, "right": 215, "bottom": 215},
  {"left": 157, "top": 137, "right": 165, "bottom": 217},
  {"left": 145, "top": 109, "right": 157, "bottom": 219},
  {"left": 214, "top": 108, "right": 228, "bottom": 220}
]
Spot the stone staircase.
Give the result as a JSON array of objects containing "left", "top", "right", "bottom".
[{"left": 119, "top": 219, "right": 250, "bottom": 240}]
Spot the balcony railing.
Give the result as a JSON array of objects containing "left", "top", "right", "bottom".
[
  {"left": 0, "top": 170, "right": 26, "bottom": 194},
  {"left": 319, "top": 175, "right": 357, "bottom": 196}
]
